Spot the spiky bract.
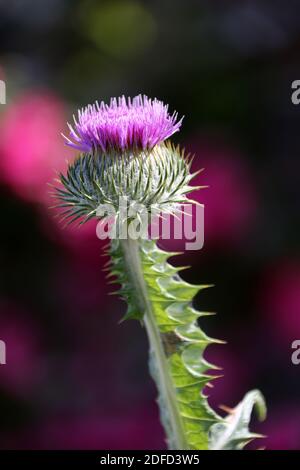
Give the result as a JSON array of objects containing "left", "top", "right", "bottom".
[{"left": 55, "top": 142, "right": 199, "bottom": 225}]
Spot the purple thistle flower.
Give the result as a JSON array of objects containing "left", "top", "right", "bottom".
[{"left": 63, "top": 94, "right": 183, "bottom": 154}]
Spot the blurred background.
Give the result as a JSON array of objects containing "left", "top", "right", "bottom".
[{"left": 0, "top": 0, "right": 299, "bottom": 450}]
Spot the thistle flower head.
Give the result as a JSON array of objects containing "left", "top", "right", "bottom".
[
  {"left": 63, "top": 94, "right": 183, "bottom": 153},
  {"left": 56, "top": 96, "right": 196, "bottom": 225}
]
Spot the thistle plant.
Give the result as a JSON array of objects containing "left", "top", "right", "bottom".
[{"left": 55, "top": 95, "right": 266, "bottom": 450}]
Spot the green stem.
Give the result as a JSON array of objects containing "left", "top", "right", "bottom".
[{"left": 119, "top": 237, "right": 188, "bottom": 450}]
